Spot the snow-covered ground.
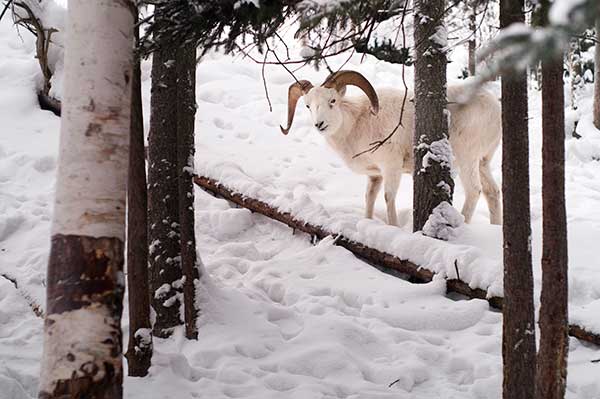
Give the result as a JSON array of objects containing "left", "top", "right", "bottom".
[{"left": 1, "top": 12, "right": 600, "bottom": 399}]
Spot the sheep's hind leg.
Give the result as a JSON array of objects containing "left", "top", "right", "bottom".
[
  {"left": 365, "top": 175, "right": 383, "bottom": 219},
  {"left": 383, "top": 170, "right": 401, "bottom": 226},
  {"left": 479, "top": 157, "right": 502, "bottom": 225},
  {"left": 458, "top": 162, "right": 482, "bottom": 224}
]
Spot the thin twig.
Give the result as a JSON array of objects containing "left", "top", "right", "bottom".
[
  {"left": 261, "top": 48, "right": 273, "bottom": 112},
  {"left": 0, "top": 0, "right": 13, "bottom": 22},
  {"left": 353, "top": 4, "right": 411, "bottom": 158}
]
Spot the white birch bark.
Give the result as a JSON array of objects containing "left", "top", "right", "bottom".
[
  {"left": 51, "top": 0, "right": 133, "bottom": 241},
  {"left": 39, "top": 0, "right": 134, "bottom": 396}
]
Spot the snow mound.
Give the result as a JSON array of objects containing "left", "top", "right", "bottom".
[{"left": 422, "top": 201, "right": 464, "bottom": 240}]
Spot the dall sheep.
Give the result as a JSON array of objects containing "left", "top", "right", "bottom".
[{"left": 280, "top": 70, "right": 502, "bottom": 226}]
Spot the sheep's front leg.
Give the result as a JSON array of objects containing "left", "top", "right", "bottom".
[
  {"left": 365, "top": 175, "right": 383, "bottom": 219},
  {"left": 383, "top": 170, "right": 401, "bottom": 226}
]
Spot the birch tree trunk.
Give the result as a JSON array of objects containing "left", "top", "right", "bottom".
[
  {"left": 536, "top": 50, "right": 569, "bottom": 399},
  {"left": 594, "top": 17, "right": 600, "bottom": 129},
  {"left": 499, "top": 0, "right": 537, "bottom": 398},
  {"left": 176, "top": 44, "right": 201, "bottom": 340},
  {"left": 125, "top": 18, "right": 153, "bottom": 377},
  {"left": 38, "top": 0, "right": 134, "bottom": 397},
  {"left": 413, "top": 0, "right": 455, "bottom": 233},
  {"left": 147, "top": 6, "right": 183, "bottom": 338}
]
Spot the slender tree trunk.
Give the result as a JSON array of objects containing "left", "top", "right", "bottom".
[
  {"left": 500, "top": 0, "right": 537, "bottom": 398},
  {"left": 594, "top": 17, "right": 600, "bottom": 129},
  {"left": 536, "top": 51, "right": 569, "bottom": 399},
  {"left": 413, "top": 0, "right": 454, "bottom": 232},
  {"left": 148, "top": 6, "right": 183, "bottom": 338},
  {"left": 568, "top": 44, "right": 583, "bottom": 110},
  {"left": 177, "top": 44, "right": 201, "bottom": 340},
  {"left": 38, "top": 0, "right": 133, "bottom": 397},
  {"left": 468, "top": 2, "right": 477, "bottom": 76},
  {"left": 125, "top": 19, "right": 152, "bottom": 377}
]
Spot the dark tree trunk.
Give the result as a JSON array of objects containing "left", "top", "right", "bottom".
[
  {"left": 125, "top": 21, "right": 153, "bottom": 377},
  {"left": 500, "top": 0, "right": 537, "bottom": 398},
  {"left": 536, "top": 51, "right": 569, "bottom": 399},
  {"left": 468, "top": 2, "right": 477, "bottom": 76},
  {"left": 413, "top": 0, "right": 454, "bottom": 232},
  {"left": 594, "top": 17, "right": 600, "bottom": 129},
  {"left": 147, "top": 6, "right": 183, "bottom": 338},
  {"left": 177, "top": 44, "right": 201, "bottom": 340},
  {"left": 535, "top": 1, "right": 569, "bottom": 396}
]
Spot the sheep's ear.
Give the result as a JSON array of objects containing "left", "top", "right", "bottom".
[{"left": 337, "top": 86, "right": 346, "bottom": 97}]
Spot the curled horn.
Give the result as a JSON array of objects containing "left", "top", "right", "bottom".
[
  {"left": 280, "top": 80, "right": 313, "bottom": 135},
  {"left": 322, "top": 70, "right": 379, "bottom": 115}
]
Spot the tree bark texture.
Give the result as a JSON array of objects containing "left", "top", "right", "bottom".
[
  {"left": 500, "top": 0, "right": 537, "bottom": 398},
  {"left": 568, "top": 44, "right": 583, "bottom": 110},
  {"left": 38, "top": 0, "right": 134, "bottom": 397},
  {"left": 468, "top": 2, "right": 477, "bottom": 76},
  {"left": 176, "top": 44, "right": 201, "bottom": 340},
  {"left": 125, "top": 20, "right": 153, "bottom": 377},
  {"left": 148, "top": 6, "right": 183, "bottom": 338},
  {"left": 413, "top": 0, "right": 454, "bottom": 232},
  {"left": 536, "top": 52, "right": 569, "bottom": 399},
  {"left": 594, "top": 17, "right": 600, "bottom": 129}
]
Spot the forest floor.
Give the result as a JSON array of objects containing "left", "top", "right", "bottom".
[{"left": 1, "top": 15, "right": 600, "bottom": 399}]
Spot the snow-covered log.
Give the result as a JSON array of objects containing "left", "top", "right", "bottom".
[{"left": 194, "top": 174, "right": 600, "bottom": 347}]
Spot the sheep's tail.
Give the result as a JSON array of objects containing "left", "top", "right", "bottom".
[{"left": 447, "top": 77, "right": 497, "bottom": 106}]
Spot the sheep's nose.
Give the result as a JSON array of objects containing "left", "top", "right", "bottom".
[{"left": 315, "top": 121, "right": 325, "bottom": 129}]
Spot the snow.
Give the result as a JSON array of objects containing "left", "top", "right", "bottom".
[
  {"left": 1, "top": 9, "right": 600, "bottom": 399},
  {"left": 419, "top": 138, "right": 453, "bottom": 171},
  {"left": 422, "top": 201, "right": 464, "bottom": 240},
  {"left": 549, "top": 0, "right": 587, "bottom": 26}
]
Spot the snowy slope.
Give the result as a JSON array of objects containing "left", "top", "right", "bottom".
[
  {"left": 193, "top": 41, "right": 600, "bottom": 334},
  {"left": 1, "top": 11, "right": 600, "bottom": 399}
]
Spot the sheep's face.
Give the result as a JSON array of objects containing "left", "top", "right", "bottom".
[{"left": 303, "top": 86, "right": 345, "bottom": 135}]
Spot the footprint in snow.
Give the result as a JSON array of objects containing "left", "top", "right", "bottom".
[
  {"left": 263, "top": 374, "right": 298, "bottom": 392},
  {"left": 214, "top": 117, "right": 233, "bottom": 130},
  {"left": 267, "top": 307, "right": 304, "bottom": 341}
]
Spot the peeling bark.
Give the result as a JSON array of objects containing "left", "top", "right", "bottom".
[
  {"left": 38, "top": 0, "right": 134, "bottom": 397},
  {"left": 500, "top": 0, "right": 537, "bottom": 397},
  {"left": 40, "top": 235, "right": 124, "bottom": 399}
]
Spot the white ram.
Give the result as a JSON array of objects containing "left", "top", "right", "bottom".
[{"left": 280, "top": 70, "right": 502, "bottom": 226}]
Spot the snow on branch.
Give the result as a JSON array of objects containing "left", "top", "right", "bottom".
[{"left": 474, "top": 0, "right": 596, "bottom": 85}]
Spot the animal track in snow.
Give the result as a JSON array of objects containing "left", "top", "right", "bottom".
[
  {"left": 267, "top": 307, "right": 304, "bottom": 341},
  {"left": 263, "top": 374, "right": 298, "bottom": 392},
  {"left": 214, "top": 117, "right": 233, "bottom": 130}
]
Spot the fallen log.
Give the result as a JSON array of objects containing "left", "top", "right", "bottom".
[
  {"left": 38, "top": 92, "right": 61, "bottom": 117},
  {"left": 1, "top": 273, "right": 44, "bottom": 318},
  {"left": 194, "top": 174, "right": 600, "bottom": 346}
]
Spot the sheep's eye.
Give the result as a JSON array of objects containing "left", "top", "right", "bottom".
[
  {"left": 306, "top": 104, "right": 310, "bottom": 109},
  {"left": 330, "top": 99, "right": 336, "bottom": 105}
]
